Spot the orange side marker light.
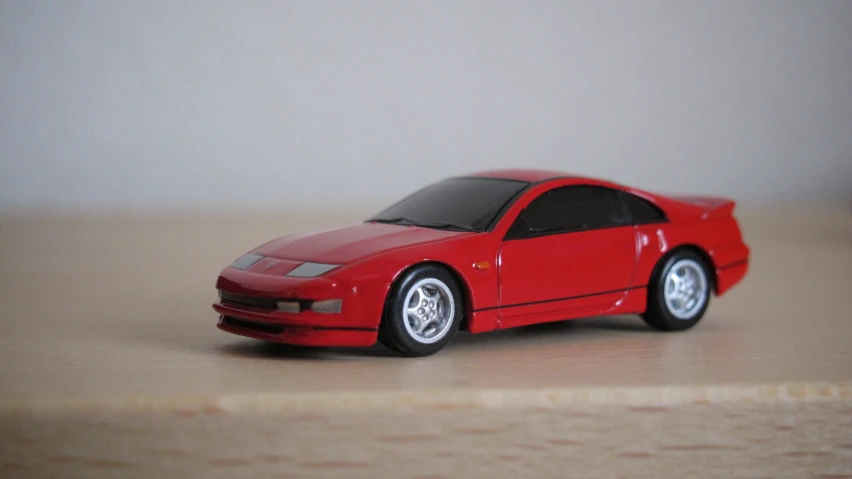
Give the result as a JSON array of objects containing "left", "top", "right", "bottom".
[{"left": 473, "top": 261, "right": 491, "bottom": 271}]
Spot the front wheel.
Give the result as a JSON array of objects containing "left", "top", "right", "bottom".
[
  {"left": 379, "top": 265, "right": 462, "bottom": 357},
  {"left": 642, "top": 251, "right": 711, "bottom": 331}
]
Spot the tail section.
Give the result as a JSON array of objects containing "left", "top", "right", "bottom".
[{"left": 670, "top": 195, "right": 749, "bottom": 295}]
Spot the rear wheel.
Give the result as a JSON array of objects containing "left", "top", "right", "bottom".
[
  {"left": 379, "top": 264, "right": 462, "bottom": 357},
  {"left": 642, "top": 251, "right": 711, "bottom": 331}
]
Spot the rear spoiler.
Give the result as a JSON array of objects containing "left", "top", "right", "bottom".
[{"left": 670, "top": 195, "right": 736, "bottom": 219}]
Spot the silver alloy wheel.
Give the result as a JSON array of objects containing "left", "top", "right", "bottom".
[
  {"left": 664, "top": 258, "right": 709, "bottom": 320},
  {"left": 402, "top": 278, "right": 455, "bottom": 344}
]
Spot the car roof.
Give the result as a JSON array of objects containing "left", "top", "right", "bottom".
[
  {"left": 465, "top": 169, "right": 589, "bottom": 183},
  {"left": 462, "top": 169, "right": 678, "bottom": 216}
]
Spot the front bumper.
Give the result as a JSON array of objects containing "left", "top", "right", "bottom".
[
  {"left": 212, "top": 265, "right": 385, "bottom": 347},
  {"left": 216, "top": 315, "right": 377, "bottom": 347},
  {"left": 212, "top": 299, "right": 379, "bottom": 330}
]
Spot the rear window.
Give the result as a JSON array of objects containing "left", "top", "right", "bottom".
[{"left": 620, "top": 192, "right": 667, "bottom": 224}]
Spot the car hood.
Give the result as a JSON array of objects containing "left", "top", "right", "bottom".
[{"left": 252, "top": 222, "right": 472, "bottom": 266}]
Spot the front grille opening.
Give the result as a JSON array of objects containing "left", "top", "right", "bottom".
[
  {"left": 220, "top": 291, "right": 278, "bottom": 310},
  {"left": 222, "top": 316, "right": 284, "bottom": 335},
  {"left": 219, "top": 291, "right": 314, "bottom": 312}
]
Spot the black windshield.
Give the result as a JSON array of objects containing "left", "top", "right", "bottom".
[{"left": 369, "top": 177, "right": 530, "bottom": 232}]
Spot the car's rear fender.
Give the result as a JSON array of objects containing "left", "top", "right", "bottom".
[{"left": 674, "top": 197, "right": 750, "bottom": 295}]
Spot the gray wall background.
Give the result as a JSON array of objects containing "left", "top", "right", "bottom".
[{"left": 1, "top": 0, "right": 851, "bottom": 212}]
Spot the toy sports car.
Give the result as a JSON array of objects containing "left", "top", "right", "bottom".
[{"left": 213, "top": 169, "right": 749, "bottom": 356}]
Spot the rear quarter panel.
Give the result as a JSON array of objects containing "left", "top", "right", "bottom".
[{"left": 632, "top": 208, "right": 749, "bottom": 296}]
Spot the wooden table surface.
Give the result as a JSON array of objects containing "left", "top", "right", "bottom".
[{"left": 1, "top": 207, "right": 851, "bottom": 478}]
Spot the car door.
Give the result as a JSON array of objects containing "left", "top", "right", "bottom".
[{"left": 497, "top": 185, "right": 638, "bottom": 327}]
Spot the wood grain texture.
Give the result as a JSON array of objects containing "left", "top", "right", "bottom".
[{"left": 1, "top": 207, "right": 851, "bottom": 478}]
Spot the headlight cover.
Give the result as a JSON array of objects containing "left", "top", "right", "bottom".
[
  {"left": 232, "top": 253, "right": 264, "bottom": 270},
  {"left": 286, "top": 262, "right": 341, "bottom": 278}
]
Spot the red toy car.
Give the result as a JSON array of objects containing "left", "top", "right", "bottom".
[{"left": 214, "top": 170, "right": 749, "bottom": 356}]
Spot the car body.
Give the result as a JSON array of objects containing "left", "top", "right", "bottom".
[{"left": 213, "top": 169, "right": 750, "bottom": 356}]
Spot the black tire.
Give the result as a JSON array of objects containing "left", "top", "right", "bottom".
[
  {"left": 377, "top": 320, "right": 402, "bottom": 353},
  {"left": 380, "top": 264, "right": 463, "bottom": 357},
  {"left": 642, "top": 250, "right": 712, "bottom": 331}
]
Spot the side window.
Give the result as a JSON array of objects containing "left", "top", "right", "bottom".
[
  {"left": 505, "top": 186, "right": 628, "bottom": 239},
  {"left": 619, "top": 192, "right": 667, "bottom": 224}
]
